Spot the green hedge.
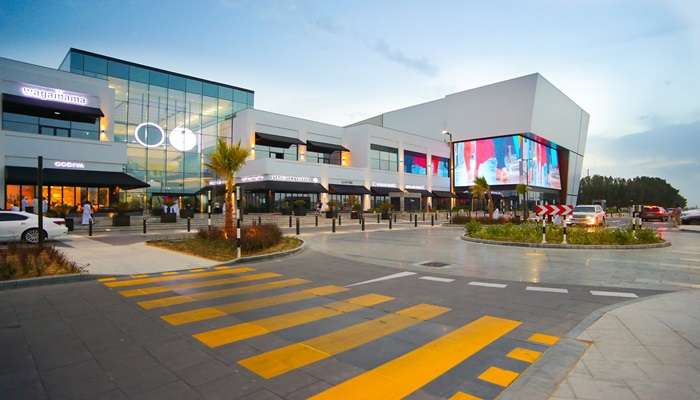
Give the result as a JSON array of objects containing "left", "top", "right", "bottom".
[{"left": 466, "top": 222, "right": 663, "bottom": 245}]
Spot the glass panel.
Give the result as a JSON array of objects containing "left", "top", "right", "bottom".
[
  {"left": 5, "top": 185, "right": 20, "bottom": 209},
  {"left": 186, "top": 79, "right": 202, "bottom": 95},
  {"left": 2, "top": 120, "right": 38, "bottom": 134},
  {"left": 40, "top": 126, "right": 54, "bottom": 135},
  {"left": 70, "top": 52, "right": 84, "bottom": 73},
  {"left": 129, "top": 65, "right": 149, "bottom": 83},
  {"left": 107, "top": 60, "right": 130, "bottom": 79},
  {"left": 21, "top": 186, "right": 35, "bottom": 210},
  {"left": 55, "top": 128, "right": 70, "bottom": 137},
  {"left": 233, "top": 89, "right": 247, "bottom": 103},
  {"left": 127, "top": 145, "right": 148, "bottom": 170},
  {"left": 50, "top": 186, "right": 63, "bottom": 206},
  {"left": 247, "top": 92, "right": 254, "bottom": 106},
  {"left": 169, "top": 74, "right": 186, "bottom": 91},
  {"left": 203, "top": 82, "right": 218, "bottom": 97},
  {"left": 147, "top": 149, "right": 166, "bottom": 171},
  {"left": 148, "top": 85, "right": 168, "bottom": 134},
  {"left": 218, "top": 86, "right": 233, "bottom": 100},
  {"left": 79, "top": 187, "right": 88, "bottom": 205},
  {"left": 3, "top": 112, "right": 38, "bottom": 124},
  {"left": 127, "top": 81, "right": 148, "bottom": 127},
  {"left": 149, "top": 70, "right": 169, "bottom": 88},
  {"left": 63, "top": 187, "right": 75, "bottom": 207},
  {"left": 201, "top": 96, "right": 218, "bottom": 136},
  {"left": 404, "top": 150, "right": 427, "bottom": 174},
  {"left": 98, "top": 188, "right": 110, "bottom": 208},
  {"left": 113, "top": 122, "right": 127, "bottom": 143},
  {"left": 88, "top": 188, "right": 99, "bottom": 208},
  {"left": 39, "top": 117, "right": 70, "bottom": 128},
  {"left": 83, "top": 55, "right": 107, "bottom": 77}
]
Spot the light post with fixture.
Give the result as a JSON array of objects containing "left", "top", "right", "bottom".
[{"left": 442, "top": 130, "right": 455, "bottom": 209}]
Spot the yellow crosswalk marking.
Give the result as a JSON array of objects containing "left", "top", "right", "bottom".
[
  {"left": 190, "top": 268, "right": 206, "bottom": 272},
  {"left": 478, "top": 366, "right": 519, "bottom": 387},
  {"left": 214, "top": 266, "right": 229, "bottom": 270},
  {"left": 240, "top": 304, "right": 450, "bottom": 379},
  {"left": 130, "top": 274, "right": 149, "bottom": 278},
  {"left": 528, "top": 333, "right": 559, "bottom": 346},
  {"left": 104, "top": 267, "right": 253, "bottom": 288},
  {"left": 194, "top": 294, "right": 394, "bottom": 348},
  {"left": 308, "top": 315, "right": 521, "bottom": 400},
  {"left": 450, "top": 392, "right": 482, "bottom": 400},
  {"left": 137, "top": 278, "right": 309, "bottom": 310},
  {"left": 119, "top": 272, "right": 282, "bottom": 298},
  {"left": 507, "top": 347, "right": 542, "bottom": 363},
  {"left": 161, "top": 271, "right": 178, "bottom": 275},
  {"left": 97, "top": 277, "right": 116, "bottom": 282},
  {"left": 161, "top": 285, "right": 348, "bottom": 326}
]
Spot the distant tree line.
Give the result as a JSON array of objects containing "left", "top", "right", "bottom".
[{"left": 578, "top": 175, "right": 686, "bottom": 208}]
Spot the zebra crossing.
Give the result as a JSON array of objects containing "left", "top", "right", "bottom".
[{"left": 100, "top": 267, "right": 561, "bottom": 399}]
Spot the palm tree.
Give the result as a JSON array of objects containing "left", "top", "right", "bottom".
[
  {"left": 205, "top": 139, "right": 251, "bottom": 241},
  {"left": 473, "top": 176, "right": 493, "bottom": 219},
  {"left": 516, "top": 183, "right": 528, "bottom": 219}
]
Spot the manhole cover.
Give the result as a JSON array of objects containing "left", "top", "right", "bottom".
[{"left": 419, "top": 261, "right": 450, "bottom": 268}]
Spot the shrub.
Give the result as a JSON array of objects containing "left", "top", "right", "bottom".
[
  {"left": 197, "top": 227, "right": 226, "bottom": 240},
  {"left": 466, "top": 223, "right": 663, "bottom": 245},
  {"left": 451, "top": 215, "right": 515, "bottom": 225},
  {"left": 466, "top": 220, "right": 482, "bottom": 236},
  {"left": 0, "top": 244, "right": 82, "bottom": 281},
  {"left": 240, "top": 223, "right": 282, "bottom": 252}
]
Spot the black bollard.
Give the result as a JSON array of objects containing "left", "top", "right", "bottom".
[
  {"left": 296, "top": 218, "right": 300, "bottom": 235},
  {"left": 315, "top": 214, "right": 318, "bottom": 227},
  {"left": 431, "top": 214, "right": 434, "bottom": 226},
  {"left": 389, "top": 215, "right": 393, "bottom": 229},
  {"left": 88, "top": 219, "right": 93, "bottom": 236},
  {"left": 393, "top": 213, "right": 397, "bottom": 223},
  {"left": 143, "top": 217, "right": 147, "bottom": 234},
  {"left": 187, "top": 217, "right": 191, "bottom": 232},
  {"left": 332, "top": 217, "right": 336, "bottom": 233},
  {"left": 258, "top": 215, "right": 261, "bottom": 225},
  {"left": 377, "top": 213, "right": 380, "bottom": 223},
  {"left": 422, "top": 212, "right": 425, "bottom": 222},
  {"left": 361, "top": 217, "right": 365, "bottom": 231},
  {"left": 338, "top": 214, "right": 342, "bottom": 226},
  {"left": 414, "top": 215, "right": 418, "bottom": 227},
  {"left": 288, "top": 215, "right": 292, "bottom": 228}
]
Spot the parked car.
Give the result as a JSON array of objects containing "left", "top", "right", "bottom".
[
  {"left": 641, "top": 206, "right": 668, "bottom": 222},
  {"left": 681, "top": 209, "right": 700, "bottom": 225},
  {"left": 0, "top": 211, "right": 68, "bottom": 243},
  {"left": 567, "top": 205, "right": 606, "bottom": 226}
]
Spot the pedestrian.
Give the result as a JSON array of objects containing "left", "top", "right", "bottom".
[
  {"left": 42, "top": 197, "right": 48, "bottom": 214},
  {"left": 674, "top": 206, "right": 682, "bottom": 228},
  {"left": 82, "top": 201, "right": 93, "bottom": 225},
  {"left": 171, "top": 201, "right": 180, "bottom": 216},
  {"left": 21, "top": 196, "right": 28, "bottom": 212}
]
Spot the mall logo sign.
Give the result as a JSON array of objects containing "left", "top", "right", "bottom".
[
  {"left": 53, "top": 161, "right": 85, "bottom": 169},
  {"left": 133, "top": 122, "right": 199, "bottom": 152},
  {"left": 21, "top": 86, "right": 88, "bottom": 106}
]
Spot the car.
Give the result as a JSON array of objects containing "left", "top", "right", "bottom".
[
  {"left": 567, "top": 204, "right": 607, "bottom": 226},
  {"left": 641, "top": 206, "right": 668, "bottom": 222},
  {"left": 681, "top": 209, "right": 700, "bottom": 225},
  {"left": 0, "top": 211, "right": 68, "bottom": 243}
]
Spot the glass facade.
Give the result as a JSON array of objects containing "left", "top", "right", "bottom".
[
  {"left": 370, "top": 144, "right": 398, "bottom": 172},
  {"left": 306, "top": 150, "right": 341, "bottom": 165},
  {"left": 2, "top": 112, "right": 100, "bottom": 140},
  {"left": 256, "top": 143, "right": 298, "bottom": 160},
  {"left": 5, "top": 184, "right": 113, "bottom": 212},
  {"left": 61, "top": 49, "right": 254, "bottom": 205},
  {"left": 432, "top": 155, "right": 449, "bottom": 177},
  {"left": 404, "top": 150, "right": 427, "bottom": 175}
]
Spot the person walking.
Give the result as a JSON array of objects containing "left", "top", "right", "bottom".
[
  {"left": 82, "top": 201, "right": 93, "bottom": 225},
  {"left": 20, "top": 196, "right": 28, "bottom": 212}
]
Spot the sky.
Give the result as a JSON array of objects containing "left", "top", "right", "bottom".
[{"left": 1, "top": 0, "right": 698, "bottom": 205}]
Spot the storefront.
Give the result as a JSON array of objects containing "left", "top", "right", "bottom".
[
  {"left": 328, "top": 184, "right": 371, "bottom": 210},
  {"left": 238, "top": 175, "right": 327, "bottom": 213},
  {"left": 431, "top": 190, "right": 453, "bottom": 210}
]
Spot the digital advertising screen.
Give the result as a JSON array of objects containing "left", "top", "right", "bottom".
[
  {"left": 404, "top": 150, "right": 427, "bottom": 175},
  {"left": 453, "top": 135, "right": 562, "bottom": 190}
]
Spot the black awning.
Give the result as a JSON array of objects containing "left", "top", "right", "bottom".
[
  {"left": 406, "top": 188, "right": 431, "bottom": 197},
  {"left": 306, "top": 140, "right": 349, "bottom": 153},
  {"left": 370, "top": 186, "right": 402, "bottom": 196},
  {"left": 431, "top": 190, "right": 454, "bottom": 198},
  {"left": 328, "top": 184, "right": 371, "bottom": 195},
  {"left": 5, "top": 166, "right": 149, "bottom": 190},
  {"left": 239, "top": 180, "right": 327, "bottom": 193},
  {"left": 2, "top": 93, "right": 104, "bottom": 123},
  {"left": 195, "top": 184, "right": 225, "bottom": 195},
  {"left": 255, "top": 132, "right": 305, "bottom": 148}
]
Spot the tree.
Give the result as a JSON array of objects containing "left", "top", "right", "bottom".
[
  {"left": 516, "top": 183, "right": 528, "bottom": 219},
  {"left": 473, "top": 176, "right": 493, "bottom": 218},
  {"left": 205, "top": 139, "right": 251, "bottom": 241},
  {"left": 578, "top": 175, "right": 686, "bottom": 209}
]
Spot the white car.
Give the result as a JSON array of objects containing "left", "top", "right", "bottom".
[
  {"left": 0, "top": 211, "right": 68, "bottom": 243},
  {"left": 567, "top": 205, "right": 607, "bottom": 226}
]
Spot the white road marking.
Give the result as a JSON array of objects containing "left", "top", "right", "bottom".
[
  {"left": 590, "top": 290, "right": 638, "bottom": 298},
  {"left": 419, "top": 276, "right": 455, "bottom": 283},
  {"left": 469, "top": 281, "right": 507, "bottom": 288},
  {"left": 345, "top": 271, "right": 417, "bottom": 287},
  {"left": 526, "top": 286, "right": 569, "bottom": 294}
]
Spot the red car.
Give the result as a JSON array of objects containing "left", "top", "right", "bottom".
[{"left": 641, "top": 206, "right": 668, "bottom": 222}]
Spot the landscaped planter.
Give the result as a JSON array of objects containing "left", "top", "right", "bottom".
[
  {"left": 294, "top": 209, "right": 307, "bottom": 216},
  {"left": 112, "top": 214, "right": 131, "bottom": 227},
  {"left": 381, "top": 212, "right": 390, "bottom": 220},
  {"left": 160, "top": 213, "right": 177, "bottom": 223},
  {"left": 281, "top": 209, "right": 292, "bottom": 216}
]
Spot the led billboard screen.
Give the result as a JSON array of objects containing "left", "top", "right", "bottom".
[{"left": 453, "top": 135, "right": 561, "bottom": 190}]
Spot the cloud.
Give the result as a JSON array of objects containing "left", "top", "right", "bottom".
[
  {"left": 371, "top": 39, "right": 438, "bottom": 77},
  {"left": 583, "top": 120, "right": 700, "bottom": 206}
]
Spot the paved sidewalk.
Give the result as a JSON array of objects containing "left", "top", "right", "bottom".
[
  {"left": 549, "top": 289, "right": 700, "bottom": 400},
  {"left": 57, "top": 235, "right": 218, "bottom": 275}
]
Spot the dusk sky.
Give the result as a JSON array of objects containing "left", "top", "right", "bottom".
[{"left": 1, "top": 0, "right": 698, "bottom": 205}]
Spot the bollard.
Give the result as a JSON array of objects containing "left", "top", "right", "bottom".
[
  {"left": 393, "top": 213, "right": 397, "bottom": 223},
  {"left": 315, "top": 214, "right": 318, "bottom": 227},
  {"left": 431, "top": 214, "right": 434, "bottom": 226},
  {"left": 562, "top": 225, "right": 567, "bottom": 244},
  {"left": 258, "top": 215, "right": 261, "bottom": 225},
  {"left": 377, "top": 213, "right": 380, "bottom": 224},
  {"left": 296, "top": 217, "right": 300, "bottom": 235},
  {"left": 88, "top": 219, "right": 93, "bottom": 236},
  {"left": 361, "top": 217, "right": 365, "bottom": 231},
  {"left": 541, "top": 218, "right": 547, "bottom": 243},
  {"left": 422, "top": 212, "right": 425, "bottom": 222},
  {"left": 208, "top": 204, "right": 212, "bottom": 231},
  {"left": 414, "top": 215, "right": 418, "bottom": 227},
  {"left": 289, "top": 215, "right": 292, "bottom": 228},
  {"left": 187, "top": 217, "right": 191, "bottom": 232},
  {"left": 338, "top": 214, "right": 342, "bottom": 226},
  {"left": 143, "top": 217, "right": 147, "bottom": 234},
  {"left": 332, "top": 217, "right": 336, "bottom": 233},
  {"left": 389, "top": 215, "right": 393, "bottom": 229}
]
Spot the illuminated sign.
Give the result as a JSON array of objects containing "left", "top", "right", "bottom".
[
  {"left": 405, "top": 184, "right": 426, "bottom": 190},
  {"left": 240, "top": 175, "right": 265, "bottom": 183},
  {"left": 237, "top": 175, "right": 320, "bottom": 184},
  {"left": 371, "top": 182, "right": 397, "bottom": 188},
  {"left": 53, "top": 161, "right": 85, "bottom": 169},
  {"left": 21, "top": 86, "right": 88, "bottom": 106},
  {"left": 133, "top": 123, "right": 198, "bottom": 151}
]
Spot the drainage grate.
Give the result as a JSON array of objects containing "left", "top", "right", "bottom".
[{"left": 418, "top": 261, "right": 451, "bottom": 268}]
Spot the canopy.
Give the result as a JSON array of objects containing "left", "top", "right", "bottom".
[
  {"left": 431, "top": 190, "right": 455, "bottom": 198},
  {"left": 255, "top": 132, "right": 305, "bottom": 148},
  {"left": 306, "top": 140, "right": 349, "bottom": 153},
  {"left": 2, "top": 93, "right": 104, "bottom": 123},
  {"left": 328, "top": 184, "right": 371, "bottom": 195},
  {"left": 239, "top": 180, "right": 327, "bottom": 193},
  {"left": 370, "top": 186, "right": 402, "bottom": 196},
  {"left": 5, "top": 166, "right": 149, "bottom": 190}
]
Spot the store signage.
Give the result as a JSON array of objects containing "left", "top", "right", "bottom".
[
  {"left": 372, "top": 182, "right": 397, "bottom": 188},
  {"left": 405, "top": 184, "right": 426, "bottom": 190},
  {"left": 240, "top": 175, "right": 265, "bottom": 183},
  {"left": 133, "top": 123, "right": 199, "bottom": 152},
  {"left": 237, "top": 175, "right": 320, "bottom": 184},
  {"left": 21, "top": 85, "right": 89, "bottom": 106},
  {"left": 53, "top": 161, "right": 85, "bottom": 169}
]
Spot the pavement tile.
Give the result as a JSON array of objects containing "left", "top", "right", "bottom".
[
  {"left": 626, "top": 379, "right": 699, "bottom": 400},
  {"left": 303, "top": 358, "right": 366, "bottom": 385},
  {"left": 41, "top": 359, "right": 116, "bottom": 400},
  {"left": 175, "top": 359, "right": 234, "bottom": 386},
  {"left": 261, "top": 369, "right": 319, "bottom": 397},
  {"left": 0, "top": 379, "right": 48, "bottom": 400},
  {"left": 100, "top": 353, "right": 179, "bottom": 396},
  {"left": 194, "top": 369, "right": 262, "bottom": 400},
  {"left": 237, "top": 389, "right": 283, "bottom": 400},
  {"left": 146, "top": 338, "right": 212, "bottom": 371},
  {"left": 567, "top": 376, "right": 639, "bottom": 400},
  {"left": 31, "top": 337, "right": 94, "bottom": 371},
  {"left": 582, "top": 359, "right": 649, "bottom": 381},
  {"left": 138, "top": 380, "right": 202, "bottom": 400},
  {"left": 285, "top": 380, "right": 332, "bottom": 400}
]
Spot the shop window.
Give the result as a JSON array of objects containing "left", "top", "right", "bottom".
[
  {"left": 370, "top": 144, "right": 398, "bottom": 172},
  {"left": 404, "top": 150, "right": 427, "bottom": 175},
  {"left": 432, "top": 155, "right": 450, "bottom": 177},
  {"left": 5, "top": 185, "right": 20, "bottom": 209}
]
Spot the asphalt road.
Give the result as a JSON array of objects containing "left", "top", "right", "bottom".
[{"left": 0, "top": 246, "right": 664, "bottom": 400}]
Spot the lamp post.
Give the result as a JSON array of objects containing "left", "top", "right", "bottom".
[{"left": 442, "top": 130, "right": 454, "bottom": 209}]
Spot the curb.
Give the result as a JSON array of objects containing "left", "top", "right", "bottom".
[
  {"left": 460, "top": 235, "right": 671, "bottom": 250},
  {"left": 679, "top": 227, "right": 700, "bottom": 234},
  {"left": 497, "top": 294, "right": 665, "bottom": 400},
  {"left": 220, "top": 238, "right": 306, "bottom": 266},
  {"left": 0, "top": 273, "right": 105, "bottom": 291}
]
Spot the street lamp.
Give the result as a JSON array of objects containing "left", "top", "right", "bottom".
[{"left": 442, "top": 130, "right": 454, "bottom": 209}]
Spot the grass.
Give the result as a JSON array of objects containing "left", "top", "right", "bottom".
[
  {"left": 1, "top": 244, "right": 83, "bottom": 281},
  {"left": 466, "top": 222, "right": 663, "bottom": 245},
  {"left": 147, "top": 236, "right": 303, "bottom": 261}
]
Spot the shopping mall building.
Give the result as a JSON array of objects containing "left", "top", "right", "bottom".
[{"left": 0, "top": 48, "right": 589, "bottom": 214}]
